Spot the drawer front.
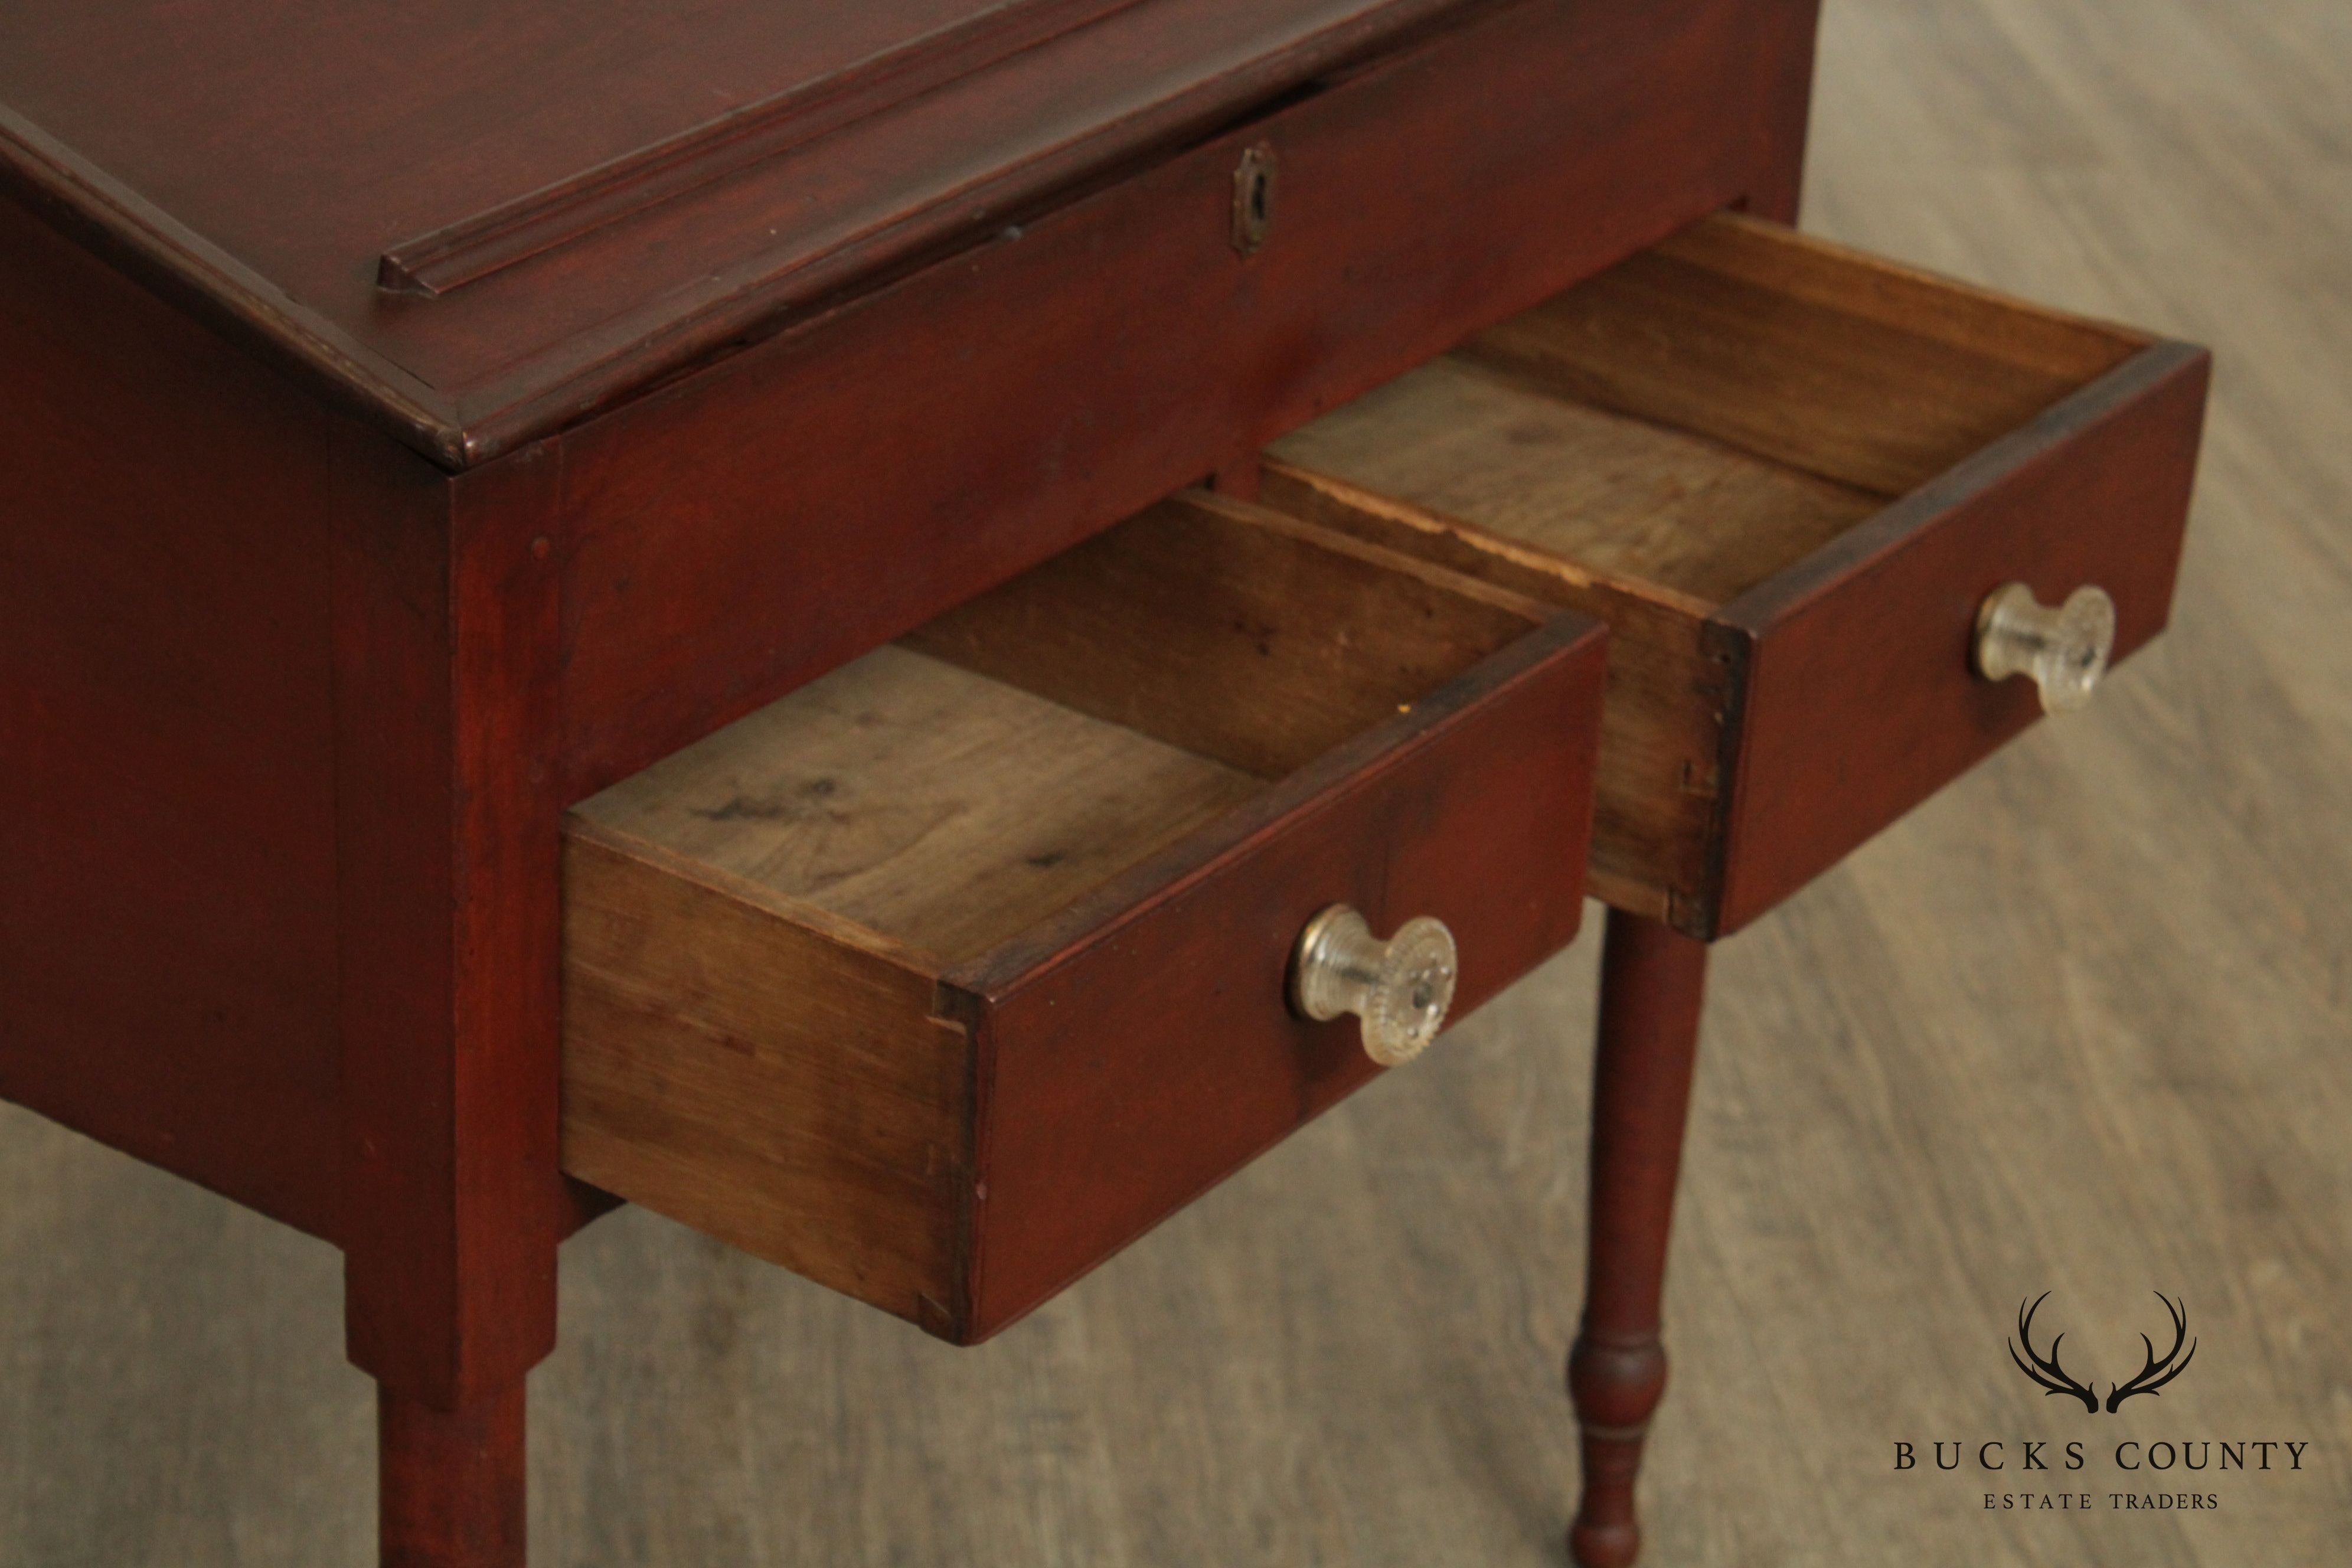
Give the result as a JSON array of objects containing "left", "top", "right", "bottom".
[
  {"left": 562, "top": 494, "right": 1607, "bottom": 1341},
  {"left": 553, "top": 0, "right": 1819, "bottom": 796},
  {"left": 957, "top": 616, "right": 1603, "bottom": 1338},
  {"left": 1711, "top": 345, "right": 2210, "bottom": 933}
]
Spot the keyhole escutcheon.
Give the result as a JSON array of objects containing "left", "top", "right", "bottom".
[{"left": 1233, "top": 144, "right": 1277, "bottom": 257}]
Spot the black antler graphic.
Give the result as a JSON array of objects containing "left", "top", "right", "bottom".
[
  {"left": 2008, "top": 1293, "right": 2100, "bottom": 1415},
  {"left": 2106, "top": 1293, "right": 2196, "bottom": 1413}
]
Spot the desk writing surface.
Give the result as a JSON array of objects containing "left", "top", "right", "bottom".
[{"left": 0, "top": 0, "right": 1478, "bottom": 466}]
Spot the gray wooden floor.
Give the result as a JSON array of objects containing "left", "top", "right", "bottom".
[{"left": 5, "top": 1, "right": 2348, "bottom": 1562}]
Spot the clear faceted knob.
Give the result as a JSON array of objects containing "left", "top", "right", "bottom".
[
  {"left": 1974, "top": 582, "right": 2116, "bottom": 713},
  {"left": 1291, "top": 905, "right": 1458, "bottom": 1067}
]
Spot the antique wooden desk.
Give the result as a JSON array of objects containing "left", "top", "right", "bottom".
[{"left": 0, "top": 2, "right": 2204, "bottom": 1564}]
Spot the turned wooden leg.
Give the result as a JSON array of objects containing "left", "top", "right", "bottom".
[
  {"left": 380, "top": 1382, "right": 529, "bottom": 1568},
  {"left": 1567, "top": 909, "right": 1709, "bottom": 1568}
]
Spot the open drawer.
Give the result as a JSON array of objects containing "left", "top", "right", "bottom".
[
  {"left": 1266, "top": 211, "right": 2210, "bottom": 939},
  {"left": 561, "top": 492, "right": 1607, "bottom": 1343}
]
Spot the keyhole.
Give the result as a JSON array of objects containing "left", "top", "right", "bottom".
[{"left": 1232, "top": 145, "right": 1276, "bottom": 256}]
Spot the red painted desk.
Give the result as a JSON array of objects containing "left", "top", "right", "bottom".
[{"left": 1, "top": 3, "right": 2201, "bottom": 1562}]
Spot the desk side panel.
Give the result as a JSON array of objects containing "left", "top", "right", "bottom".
[{"left": 0, "top": 195, "right": 342, "bottom": 1239}]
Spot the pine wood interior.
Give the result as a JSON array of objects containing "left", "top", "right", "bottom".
[
  {"left": 1271, "top": 358, "right": 1887, "bottom": 607},
  {"left": 571, "top": 491, "right": 1546, "bottom": 966},
  {"left": 1270, "top": 209, "right": 2148, "bottom": 612},
  {"left": 574, "top": 645, "right": 1264, "bottom": 965}
]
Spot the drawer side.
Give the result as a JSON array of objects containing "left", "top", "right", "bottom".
[{"left": 561, "top": 822, "right": 975, "bottom": 1335}]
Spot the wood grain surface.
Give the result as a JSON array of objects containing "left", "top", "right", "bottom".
[
  {"left": 576, "top": 644, "right": 1265, "bottom": 964},
  {"left": 3, "top": 0, "right": 2347, "bottom": 1562},
  {"left": 1269, "top": 358, "right": 1887, "bottom": 608}
]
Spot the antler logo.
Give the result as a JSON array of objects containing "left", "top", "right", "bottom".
[{"left": 2008, "top": 1292, "right": 2197, "bottom": 1415}]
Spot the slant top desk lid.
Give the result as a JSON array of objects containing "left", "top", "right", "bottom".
[{"left": 0, "top": 0, "right": 1474, "bottom": 468}]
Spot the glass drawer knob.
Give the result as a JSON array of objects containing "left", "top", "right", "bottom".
[
  {"left": 1974, "top": 582, "right": 2116, "bottom": 713},
  {"left": 1291, "top": 904, "right": 1458, "bottom": 1067}
]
